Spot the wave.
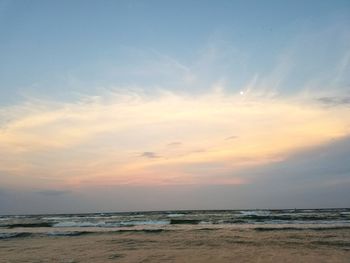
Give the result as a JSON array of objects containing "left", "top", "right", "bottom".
[
  {"left": 170, "top": 219, "right": 201, "bottom": 225},
  {"left": 46, "top": 231, "right": 92, "bottom": 236},
  {"left": 239, "top": 210, "right": 271, "bottom": 216},
  {"left": 53, "top": 221, "right": 103, "bottom": 227},
  {"left": 0, "top": 231, "right": 91, "bottom": 239},
  {"left": 1, "top": 209, "right": 349, "bottom": 231},
  {"left": 237, "top": 214, "right": 350, "bottom": 222},
  {"left": 0, "top": 232, "right": 33, "bottom": 239},
  {"left": 5, "top": 222, "right": 53, "bottom": 228},
  {"left": 53, "top": 220, "right": 169, "bottom": 228},
  {"left": 167, "top": 213, "right": 185, "bottom": 217}
]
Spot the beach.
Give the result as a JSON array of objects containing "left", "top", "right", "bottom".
[
  {"left": 1, "top": 209, "right": 350, "bottom": 262},
  {"left": 1, "top": 226, "right": 350, "bottom": 262}
]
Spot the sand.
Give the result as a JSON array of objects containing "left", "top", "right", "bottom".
[{"left": 1, "top": 228, "right": 350, "bottom": 262}]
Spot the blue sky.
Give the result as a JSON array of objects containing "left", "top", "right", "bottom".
[
  {"left": 0, "top": 0, "right": 350, "bottom": 214},
  {"left": 1, "top": 0, "right": 349, "bottom": 103}
]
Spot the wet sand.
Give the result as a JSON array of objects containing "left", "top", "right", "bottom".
[{"left": 1, "top": 228, "right": 350, "bottom": 262}]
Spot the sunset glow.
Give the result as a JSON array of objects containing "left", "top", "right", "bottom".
[{"left": 1, "top": 0, "right": 349, "bottom": 214}]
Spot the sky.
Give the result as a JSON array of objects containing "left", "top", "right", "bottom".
[{"left": 0, "top": 0, "right": 350, "bottom": 214}]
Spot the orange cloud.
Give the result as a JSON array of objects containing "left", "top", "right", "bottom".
[{"left": 0, "top": 90, "right": 349, "bottom": 189}]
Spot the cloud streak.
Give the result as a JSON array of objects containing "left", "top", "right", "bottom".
[
  {"left": 317, "top": 96, "right": 350, "bottom": 107},
  {"left": 140, "top": 152, "right": 161, "bottom": 159},
  {"left": 0, "top": 89, "right": 350, "bottom": 190}
]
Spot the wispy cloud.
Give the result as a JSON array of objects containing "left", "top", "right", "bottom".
[
  {"left": 140, "top": 152, "right": 161, "bottom": 159},
  {"left": 0, "top": 22, "right": 350, "bottom": 190},
  {"left": 167, "top": 142, "right": 182, "bottom": 147},
  {"left": 317, "top": 96, "right": 350, "bottom": 107},
  {"left": 0, "top": 89, "right": 349, "bottom": 189}
]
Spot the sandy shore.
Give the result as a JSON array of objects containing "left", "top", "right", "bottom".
[{"left": 1, "top": 227, "right": 350, "bottom": 262}]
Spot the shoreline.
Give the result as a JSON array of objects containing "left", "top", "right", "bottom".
[{"left": 1, "top": 226, "right": 350, "bottom": 262}]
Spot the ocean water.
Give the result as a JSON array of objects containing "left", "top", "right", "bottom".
[{"left": 1, "top": 208, "right": 350, "bottom": 239}]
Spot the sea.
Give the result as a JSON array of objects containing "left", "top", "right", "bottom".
[{"left": 1, "top": 208, "right": 350, "bottom": 239}]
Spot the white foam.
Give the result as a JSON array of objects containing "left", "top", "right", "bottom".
[
  {"left": 53, "top": 221, "right": 103, "bottom": 227},
  {"left": 167, "top": 214, "right": 185, "bottom": 217},
  {"left": 240, "top": 210, "right": 271, "bottom": 216},
  {"left": 119, "top": 220, "right": 169, "bottom": 226}
]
